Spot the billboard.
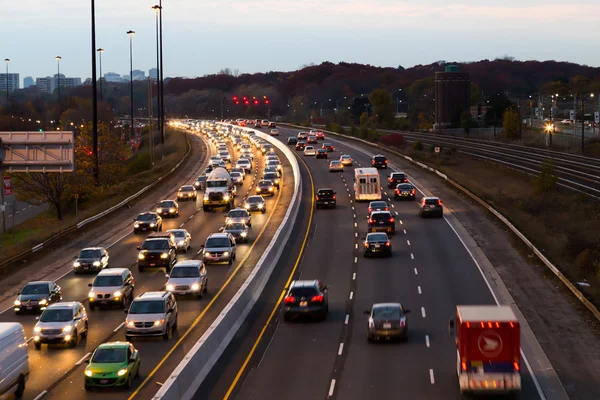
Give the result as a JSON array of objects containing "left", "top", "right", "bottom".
[{"left": 0, "top": 131, "right": 74, "bottom": 173}]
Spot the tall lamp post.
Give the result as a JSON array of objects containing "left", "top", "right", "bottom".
[
  {"left": 127, "top": 30, "right": 135, "bottom": 142},
  {"left": 152, "top": 5, "right": 163, "bottom": 144},
  {"left": 55, "top": 56, "right": 62, "bottom": 101},
  {"left": 4, "top": 59, "right": 9, "bottom": 103},
  {"left": 91, "top": 0, "right": 99, "bottom": 185},
  {"left": 97, "top": 48, "right": 104, "bottom": 101},
  {"left": 159, "top": 0, "right": 165, "bottom": 141}
]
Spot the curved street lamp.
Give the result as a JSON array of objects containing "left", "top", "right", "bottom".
[{"left": 127, "top": 30, "right": 135, "bottom": 142}]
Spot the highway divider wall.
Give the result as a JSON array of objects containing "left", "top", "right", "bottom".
[
  {"left": 282, "top": 123, "right": 600, "bottom": 323},
  {"left": 151, "top": 129, "right": 302, "bottom": 400},
  {"left": 3, "top": 131, "right": 194, "bottom": 265}
]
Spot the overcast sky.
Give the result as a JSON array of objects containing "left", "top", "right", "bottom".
[{"left": 2, "top": 0, "right": 599, "bottom": 83}]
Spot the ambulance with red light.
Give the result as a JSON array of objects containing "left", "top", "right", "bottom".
[{"left": 450, "top": 305, "right": 521, "bottom": 394}]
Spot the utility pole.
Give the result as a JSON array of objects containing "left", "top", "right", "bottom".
[
  {"left": 147, "top": 77, "right": 154, "bottom": 164},
  {"left": 221, "top": 97, "right": 225, "bottom": 120},
  {"left": 573, "top": 95, "right": 577, "bottom": 135},
  {"left": 159, "top": 0, "right": 165, "bottom": 141},
  {"left": 91, "top": 0, "right": 99, "bottom": 185},
  {"left": 581, "top": 96, "right": 585, "bottom": 154}
]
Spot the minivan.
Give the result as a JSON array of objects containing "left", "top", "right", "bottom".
[{"left": 0, "top": 323, "right": 29, "bottom": 398}]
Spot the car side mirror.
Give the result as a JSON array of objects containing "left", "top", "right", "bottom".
[
  {"left": 74, "top": 317, "right": 81, "bottom": 321},
  {"left": 85, "top": 359, "right": 90, "bottom": 363},
  {"left": 35, "top": 316, "right": 40, "bottom": 320},
  {"left": 200, "top": 244, "right": 205, "bottom": 249},
  {"left": 88, "top": 283, "right": 93, "bottom": 287},
  {"left": 165, "top": 274, "right": 170, "bottom": 279},
  {"left": 363, "top": 310, "right": 370, "bottom": 315},
  {"left": 124, "top": 309, "right": 129, "bottom": 314},
  {"left": 218, "top": 227, "right": 224, "bottom": 232},
  {"left": 136, "top": 246, "right": 141, "bottom": 250}
]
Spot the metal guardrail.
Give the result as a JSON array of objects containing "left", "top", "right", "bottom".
[
  {"left": 282, "top": 123, "right": 600, "bottom": 323},
  {"left": 0, "top": 132, "right": 193, "bottom": 268}
]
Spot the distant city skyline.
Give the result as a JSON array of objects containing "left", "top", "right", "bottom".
[{"left": 1, "top": 68, "right": 158, "bottom": 89}]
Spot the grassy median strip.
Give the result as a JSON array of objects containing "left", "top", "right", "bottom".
[{"left": 1, "top": 129, "right": 189, "bottom": 261}]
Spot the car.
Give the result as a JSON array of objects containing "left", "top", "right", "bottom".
[
  {"left": 88, "top": 268, "right": 134, "bottom": 310},
  {"left": 0, "top": 323, "right": 29, "bottom": 399},
  {"left": 133, "top": 212, "right": 162, "bottom": 233},
  {"left": 316, "top": 130, "right": 325, "bottom": 140},
  {"left": 309, "top": 129, "right": 319, "bottom": 136},
  {"left": 387, "top": 172, "right": 408, "bottom": 188},
  {"left": 363, "top": 233, "right": 392, "bottom": 257},
  {"left": 137, "top": 232, "right": 178, "bottom": 273},
  {"left": 256, "top": 179, "right": 276, "bottom": 196},
  {"left": 236, "top": 158, "right": 252, "bottom": 173},
  {"left": 323, "top": 143, "right": 335, "bottom": 152},
  {"left": 209, "top": 156, "right": 222, "bottom": 167},
  {"left": 297, "top": 132, "right": 308, "bottom": 140},
  {"left": 230, "top": 171, "right": 244, "bottom": 185},
  {"left": 201, "top": 233, "right": 237, "bottom": 265},
  {"left": 295, "top": 141, "right": 307, "bottom": 151},
  {"left": 263, "top": 171, "right": 280, "bottom": 189},
  {"left": 269, "top": 122, "right": 276, "bottom": 128},
  {"left": 226, "top": 208, "right": 252, "bottom": 226},
  {"left": 84, "top": 342, "right": 141, "bottom": 390},
  {"left": 365, "top": 303, "right": 410, "bottom": 342},
  {"left": 315, "top": 188, "right": 336, "bottom": 209},
  {"left": 340, "top": 154, "right": 353, "bottom": 166},
  {"left": 231, "top": 167, "right": 246, "bottom": 178},
  {"left": 221, "top": 222, "right": 250, "bottom": 243},
  {"left": 287, "top": 137, "right": 298, "bottom": 145},
  {"left": 270, "top": 129, "right": 279, "bottom": 136},
  {"left": 394, "top": 183, "right": 416, "bottom": 200},
  {"left": 218, "top": 150, "right": 231, "bottom": 163},
  {"left": 244, "top": 195, "right": 266, "bottom": 213},
  {"left": 418, "top": 197, "right": 443, "bottom": 218},
  {"left": 261, "top": 119, "right": 269, "bottom": 127},
  {"left": 316, "top": 149, "right": 328, "bottom": 159},
  {"left": 124, "top": 292, "right": 178, "bottom": 341},
  {"left": 372, "top": 154, "right": 388, "bottom": 169},
  {"left": 156, "top": 200, "right": 179, "bottom": 218},
  {"left": 218, "top": 160, "right": 228, "bottom": 170},
  {"left": 283, "top": 280, "right": 329, "bottom": 322},
  {"left": 14, "top": 281, "right": 62, "bottom": 314},
  {"left": 329, "top": 160, "right": 343, "bottom": 172},
  {"left": 304, "top": 146, "right": 316, "bottom": 156},
  {"left": 368, "top": 211, "right": 395, "bottom": 234},
  {"left": 203, "top": 165, "right": 213, "bottom": 175},
  {"left": 368, "top": 201, "right": 389, "bottom": 215},
  {"left": 33, "top": 302, "right": 88, "bottom": 349},
  {"left": 73, "top": 247, "right": 109, "bottom": 274},
  {"left": 167, "top": 229, "right": 191, "bottom": 252},
  {"left": 254, "top": 123, "right": 261, "bottom": 128},
  {"left": 307, "top": 135, "right": 317, "bottom": 144},
  {"left": 193, "top": 175, "right": 207, "bottom": 191},
  {"left": 266, "top": 159, "right": 282, "bottom": 174},
  {"left": 165, "top": 260, "right": 208, "bottom": 299},
  {"left": 177, "top": 185, "right": 197, "bottom": 201}
]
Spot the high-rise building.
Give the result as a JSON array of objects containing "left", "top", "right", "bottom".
[
  {"left": 434, "top": 65, "right": 470, "bottom": 129},
  {"left": 35, "top": 74, "right": 81, "bottom": 93},
  {"left": 0, "top": 73, "right": 20, "bottom": 92},
  {"left": 132, "top": 70, "right": 145, "bottom": 80},
  {"left": 149, "top": 68, "right": 158, "bottom": 80},
  {"left": 104, "top": 72, "right": 122, "bottom": 83},
  {"left": 122, "top": 74, "right": 130, "bottom": 82},
  {"left": 23, "top": 76, "right": 34, "bottom": 88}
]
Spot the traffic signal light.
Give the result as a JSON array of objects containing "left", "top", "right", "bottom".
[
  {"left": 233, "top": 95, "right": 238, "bottom": 102},
  {"left": 265, "top": 99, "right": 269, "bottom": 104},
  {"left": 244, "top": 100, "right": 249, "bottom": 105},
  {"left": 253, "top": 99, "right": 259, "bottom": 105}
]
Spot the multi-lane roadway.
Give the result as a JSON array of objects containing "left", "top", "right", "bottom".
[
  {"left": 198, "top": 126, "right": 545, "bottom": 399},
  {"left": 0, "top": 128, "right": 297, "bottom": 400}
]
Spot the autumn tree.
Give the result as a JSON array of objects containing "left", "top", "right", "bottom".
[
  {"left": 502, "top": 107, "right": 521, "bottom": 139},
  {"left": 369, "top": 89, "right": 395, "bottom": 128}
]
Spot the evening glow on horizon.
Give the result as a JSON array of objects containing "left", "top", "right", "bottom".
[{"left": 2, "top": 0, "right": 599, "bottom": 80}]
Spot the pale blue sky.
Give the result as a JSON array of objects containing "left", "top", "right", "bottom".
[{"left": 2, "top": 0, "right": 599, "bottom": 83}]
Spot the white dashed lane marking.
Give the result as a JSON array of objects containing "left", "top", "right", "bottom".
[
  {"left": 411, "top": 253, "right": 414, "bottom": 260},
  {"left": 425, "top": 335, "right": 430, "bottom": 348},
  {"left": 338, "top": 343, "right": 344, "bottom": 355},
  {"left": 414, "top": 268, "right": 418, "bottom": 275},
  {"left": 421, "top": 307, "right": 426, "bottom": 318},
  {"left": 418, "top": 286, "right": 422, "bottom": 294},
  {"left": 429, "top": 369, "right": 435, "bottom": 384},
  {"left": 345, "top": 314, "right": 349, "bottom": 324},
  {"left": 349, "top": 292, "right": 353, "bottom": 300}
]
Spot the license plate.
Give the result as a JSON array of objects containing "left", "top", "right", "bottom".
[
  {"left": 175, "top": 291, "right": 186, "bottom": 295},
  {"left": 299, "top": 301, "right": 308, "bottom": 307},
  {"left": 429, "top": 205, "right": 435, "bottom": 208},
  {"left": 375, "top": 244, "right": 381, "bottom": 248},
  {"left": 323, "top": 201, "right": 328, "bottom": 204},
  {"left": 100, "top": 379, "right": 108, "bottom": 384},
  {"left": 100, "top": 301, "right": 107, "bottom": 305},
  {"left": 26, "top": 306, "right": 32, "bottom": 310},
  {"left": 142, "top": 228, "right": 147, "bottom": 231},
  {"left": 402, "top": 192, "right": 409, "bottom": 195},
  {"left": 150, "top": 263, "right": 156, "bottom": 266},
  {"left": 383, "top": 322, "right": 392, "bottom": 329},
  {"left": 379, "top": 221, "right": 384, "bottom": 224}
]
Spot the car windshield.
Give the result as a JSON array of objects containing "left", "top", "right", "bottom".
[
  {"left": 226, "top": 223, "right": 246, "bottom": 230},
  {"left": 21, "top": 284, "right": 49, "bottom": 295},
  {"left": 374, "top": 157, "right": 386, "bottom": 161},
  {"left": 259, "top": 181, "right": 271, "bottom": 187},
  {"left": 264, "top": 174, "right": 277, "bottom": 180},
  {"left": 79, "top": 249, "right": 101, "bottom": 258},
  {"left": 373, "top": 306, "right": 401, "bottom": 320},
  {"left": 370, "top": 202, "right": 387, "bottom": 209},
  {"left": 324, "top": 143, "right": 332, "bottom": 146},
  {"left": 341, "top": 155, "right": 350, "bottom": 159},
  {"left": 206, "top": 237, "right": 231, "bottom": 247},
  {"left": 92, "top": 348, "right": 127, "bottom": 364},
  {"left": 180, "top": 187, "right": 194, "bottom": 192},
  {"left": 137, "top": 214, "right": 155, "bottom": 221},
  {"left": 228, "top": 210, "right": 247, "bottom": 218},
  {"left": 425, "top": 198, "right": 440, "bottom": 205},
  {"left": 160, "top": 201, "right": 175, "bottom": 207},
  {"left": 170, "top": 231, "right": 186, "bottom": 238},
  {"left": 141, "top": 240, "right": 170, "bottom": 250},
  {"left": 206, "top": 181, "right": 227, "bottom": 188},
  {"left": 197, "top": 176, "right": 206, "bottom": 182},
  {"left": 230, "top": 172, "right": 242, "bottom": 178},
  {"left": 93, "top": 275, "right": 123, "bottom": 287},
  {"left": 398, "top": 184, "right": 413, "bottom": 190},
  {"left": 392, "top": 173, "right": 405, "bottom": 179},
  {"left": 372, "top": 213, "right": 392, "bottom": 221},
  {"left": 368, "top": 233, "right": 388, "bottom": 242},
  {"left": 170, "top": 267, "right": 200, "bottom": 278},
  {"left": 40, "top": 308, "right": 73, "bottom": 322},
  {"left": 128, "top": 300, "right": 165, "bottom": 314},
  {"left": 237, "top": 160, "right": 249, "bottom": 165},
  {"left": 290, "top": 287, "right": 318, "bottom": 297},
  {"left": 331, "top": 161, "right": 341, "bottom": 165},
  {"left": 247, "top": 197, "right": 263, "bottom": 204}
]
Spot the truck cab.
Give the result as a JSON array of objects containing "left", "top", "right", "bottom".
[{"left": 203, "top": 167, "right": 236, "bottom": 211}]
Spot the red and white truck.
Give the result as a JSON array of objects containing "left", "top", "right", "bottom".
[{"left": 451, "top": 305, "right": 521, "bottom": 394}]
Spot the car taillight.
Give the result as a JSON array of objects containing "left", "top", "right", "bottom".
[
  {"left": 311, "top": 295, "right": 324, "bottom": 303},
  {"left": 332, "top": 195, "right": 336, "bottom": 200},
  {"left": 513, "top": 361, "right": 520, "bottom": 371},
  {"left": 369, "top": 219, "right": 375, "bottom": 224},
  {"left": 364, "top": 242, "right": 369, "bottom": 248},
  {"left": 384, "top": 207, "right": 389, "bottom": 211},
  {"left": 384, "top": 160, "right": 388, "bottom": 163},
  {"left": 284, "top": 296, "right": 296, "bottom": 304},
  {"left": 461, "top": 362, "right": 467, "bottom": 371},
  {"left": 385, "top": 241, "right": 390, "bottom": 246},
  {"left": 399, "top": 319, "right": 405, "bottom": 326},
  {"left": 438, "top": 200, "right": 443, "bottom": 205},
  {"left": 315, "top": 195, "right": 319, "bottom": 200},
  {"left": 371, "top": 160, "right": 375, "bottom": 164},
  {"left": 388, "top": 218, "right": 394, "bottom": 223},
  {"left": 411, "top": 190, "right": 415, "bottom": 194}
]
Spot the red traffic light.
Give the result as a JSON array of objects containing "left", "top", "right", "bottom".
[
  {"left": 244, "top": 100, "right": 249, "bottom": 105},
  {"left": 235, "top": 101, "right": 239, "bottom": 105},
  {"left": 265, "top": 99, "right": 269, "bottom": 104},
  {"left": 254, "top": 100, "right": 259, "bottom": 105}
]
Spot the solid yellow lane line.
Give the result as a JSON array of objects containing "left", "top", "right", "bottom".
[
  {"left": 129, "top": 162, "right": 285, "bottom": 400},
  {"left": 222, "top": 154, "right": 315, "bottom": 400}
]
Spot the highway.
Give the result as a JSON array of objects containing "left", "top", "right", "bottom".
[
  {"left": 0, "top": 199, "right": 48, "bottom": 233},
  {"left": 198, "top": 126, "right": 544, "bottom": 400},
  {"left": 0, "top": 128, "right": 296, "bottom": 400}
]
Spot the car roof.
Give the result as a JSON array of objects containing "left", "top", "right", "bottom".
[
  {"left": 290, "top": 280, "right": 319, "bottom": 288},
  {"left": 46, "top": 301, "right": 80, "bottom": 310},
  {"left": 317, "top": 187, "right": 334, "bottom": 191},
  {"left": 96, "top": 341, "right": 130, "bottom": 350},
  {"left": 137, "top": 291, "right": 169, "bottom": 300},
  {"left": 372, "top": 302, "right": 402, "bottom": 309},
  {"left": 159, "top": 199, "right": 176, "bottom": 203},
  {"left": 391, "top": 171, "right": 405, "bottom": 175},
  {"left": 229, "top": 208, "right": 249, "bottom": 213},
  {"left": 208, "top": 232, "right": 230, "bottom": 238},
  {"left": 258, "top": 180, "right": 272, "bottom": 184},
  {"left": 138, "top": 212, "right": 158, "bottom": 216},
  {"left": 370, "top": 201, "right": 388, "bottom": 206},
  {"left": 167, "top": 229, "right": 187, "bottom": 233},
  {"left": 80, "top": 247, "right": 104, "bottom": 251},
  {"left": 97, "top": 268, "right": 129, "bottom": 276},
  {"left": 423, "top": 196, "right": 439, "bottom": 200},
  {"left": 26, "top": 281, "right": 52, "bottom": 285},
  {"left": 173, "top": 260, "right": 202, "bottom": 268},
  {"left": 371, "top": 210, "right": 391, "bottom": 216},
  {"left": 180, "top": 185, "right": 194, "bottom": 189}
]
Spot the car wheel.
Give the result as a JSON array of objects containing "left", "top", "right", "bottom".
[
  {"left": 228, "top": 257, "right": 233, "bottom": 265},
  {"left": 203, "top": 206, "right": 209, "bottom": 211},
  {"left": 138, "top": 266, "right": 145, "bottom": 273},
  {"left": 203, "top": 279, "right": 208, "bottom": 293},
  {"left": 367, "top": 334, "right": 374, "bottom": 343},
  {"left": 162, "top": 327, "right": 171, "bottom": 341},
  {"left": 133, "top": 230, "right": 138, "bottom": 234},
  {"left": 283, "top": 313, "right": 291, "bottom": 322},
  {"left": 34, "top": 341, "right": 41, "bottom": 350},
  {"left": 134, "top": 362, "right": 140, "bottom": 378},
  {"left": 172, "top": 318, "right": 178, "bottom": 331},
  {"left": 70, "top": 330, "right": 78, "bottom": 347},
  {"left": 122, "top": 296, "right": 129, "bottom": 309},
  {"left": 402, "top": 333, "right": 409, "bottom": 342},
  {"left": 81, "top": 322, "right": 89, "bottom": 338},
  {"left": 84, "top": 384, "right": 92, "bottom": 392},
  {"left": 261, "top": 209, "right": 266, "bottom": 214},
  {"left": 124, "top": 373, "right": 133, "bottom": 389}
]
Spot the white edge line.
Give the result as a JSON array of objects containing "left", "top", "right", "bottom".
[
  {"left": 344, "top": 314, "right": 349, "bottom": 324},
  {"left": 33, "top": 390, "right": 48, "bottom": 400},
  {"left": 328, "top": 379, "right": 336, "bottom": 397},
  {"left": 338, "top": 343, "right": 344, "bottom": 356},
  {"left": 76, "top": 352, "right": 92, "bottom": 365},
  {"left": 113, "top": 321, "right": 125, "bottom": 333}
]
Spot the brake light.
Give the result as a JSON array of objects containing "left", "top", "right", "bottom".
[
  {"left": 311, "top": 295, "right": 324, "bottom": 302},
  {"left": 411, "top": 190, "right": 415, "bottom": 194},
  {"left": 513, "top": 362, "right": 520, "bottom": 371},
  {"left": 369, "top": 219, "right": 375, "bottom": 224},
  {"left": 438, "top": 200, "right": 443, "bottom": 205},
  {"left": 388, "top": 218, "right": 394, "bottom": 223},
  {"left": 461, "top": 362, "right": 467, "bottom": 371},
  {"left": 384, "top": 160, "right": 388, "bottom": 163},
  {"left": 395, "top": 189, "right": 399, "bottom": 194},
  {"left": 284, "top": 296, "right": 296, "bottom": 304},
  {"left": 371, "top": 160, "right": 375, "bottom": 164},
  {"left": 385, "top": 241, "right": 390, "bottom": 246},
  {"left": 332, "top": 195, "right": 336, "bottom": 200},
  {"left": 384, "top": 207, "right": 389, "bottom": 211},
  {"left": 315, "top": 195, "right": 319, "bottom": 200},
  {"left": 399, "top": 320, "right": 405, "bottom": 327}
]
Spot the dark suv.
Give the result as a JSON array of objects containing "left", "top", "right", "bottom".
[
  {"left": 315, "top": 188, "right": 336, "bottom": 209},
  {"left": 371, "top": 154, "right": 388, "bottom": 169},
  {"left": 133, "top": 212, "right": 162, "bottom": 234},
  {"left": 368, "top": 211, "right": 396, "bottom": 234},
  {"left": 137, "top": 233, "right": 178, "bottom": 273},
  {"left": 418, "top": 197, "right": 443, "bottom": 218},
  {"left": 283, "top": 280, "right": 329, "bottom": 321},
  {"left": 387, "top": 172, "right": 407, "bottom": 188}
]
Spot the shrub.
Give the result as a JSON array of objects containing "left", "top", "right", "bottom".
[
  {"left": 413, "top": 140, "right": 424, "bottom": 151},
  {"left": 126, "top": 151, "right": 153, "bottom": 175},
  {"left": 379, "top": 134, "right": 406, "bottom": 148},
  {"left": 534, "top": 159, "right": 558, "bottom": 193}
]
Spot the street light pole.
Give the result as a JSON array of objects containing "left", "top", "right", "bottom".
[
  {"left": 152, "top": 5, "right": 163, "bottom": 145},
  {"left": 97, "top": 48, "right": 104, "bottom": 101},
  {"left": 91, "top": 0, "right": 99, "bottom": 185},
  {"left": 4, "top": 59, "right": 9, "bottom": 103},
  {"left": 581, "top": 96, "right": 585, "bottom": 154},
  {"left": 127, "top": 30, "right": 135, "bottom": 143},
  {"left": 159, "top": 0, "right": 165, "bottom": 141}
]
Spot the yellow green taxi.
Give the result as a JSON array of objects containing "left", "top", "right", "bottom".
[{"left": 84, "top": 341, "right": 140, "bottom": 391}]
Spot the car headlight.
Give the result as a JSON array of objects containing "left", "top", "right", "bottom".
[
  {"left": 138, "top": 253, "right": 145, "bottom": 260},
  {"left": 241, "top": 231, "right": 247, "bottom": 237},
  {"left": 93, "top": 261, "right": 101, "bottom": 267},
  {"left": 14, "top": 299, "right": 21, "bottom": 306},
  {"left": 160, "top": 253, "right": 169, "bottom": 259},
  {"left": 244, "top": 204, "right": 250, "bottom": 209},
  {"left": 269, "top": 187, "right": 273, "bottom": 191},
  {"left": 204, "top": 252, "right": 210, "bottom": 256},
  {"left": 256, "top": 188, "right": 260, "bottom": 192},
  {"left": 73, "top": 261, "right": 81, "bottom": 267},
  {"left": 154, "top": 319, "right": 165, "bottom": 326},
  {"left": 85, "top": 370, "right": 93, "bottom": 377},
  {"left": 62, "top": 325, "right": 72, "bottom": 332},
  {"left": 127, "top": 320, "right": 135, "bottom": 327},
  {"left": 166, "top": 284, "right": 175, "bottom": 291},
  {"left": 117, "top": 368, "right": 128, "bottom": 377},
  {"left": 113, "top": 291, "right": 122, "bottom": 298},
  {"left": 191, "top": 283, "right": 200, "bottom": 291},
  {"left": 134, "top": 223, "right": 140, "bottom": 228},
  {"left": 223, "top": 251, "right": 230, "bottom": 256},
  {"left": 224, "top": 195, "right": 230, "bottom": 201},
  {"left": 204, "top": 194, "right": 209, "bottom": 200},
  {"left": 257, "top": 203, "right": 263, "bottom": 209},
  {"left": 156, "top": 208, "right": 162, "bottom": 213},
  {"left": 34, "top": 326, "right": 42, "bottom": 333},
  {"left": 38, "top": 299, "right": 47, "bottom": 305},
  {"left": 178, "top": 240, "right": 185, "bottom": 246},
  {"left": 150, "top": 223, "right": 156, "bottom": 227},
  {"left": 88, "top": 292, "right": 95, "bottom": 299}
]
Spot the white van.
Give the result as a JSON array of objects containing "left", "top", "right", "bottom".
[
  {"left": 354, "top": 168, "right": 381, "bottom": 201},
  {"left": 0, "top": 323, "right": 29, "bottom": 398}
]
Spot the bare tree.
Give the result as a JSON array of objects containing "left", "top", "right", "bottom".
[{"left": 13, "top": 173, "right": 68, "bottom": 220}]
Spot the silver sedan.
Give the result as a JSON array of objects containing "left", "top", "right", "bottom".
[
  {"left": 167, "top": 229, "right": 192, "bottom": 252},
  {"left": 365, "top": 302, "right": 411, "bottom": 342}
]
